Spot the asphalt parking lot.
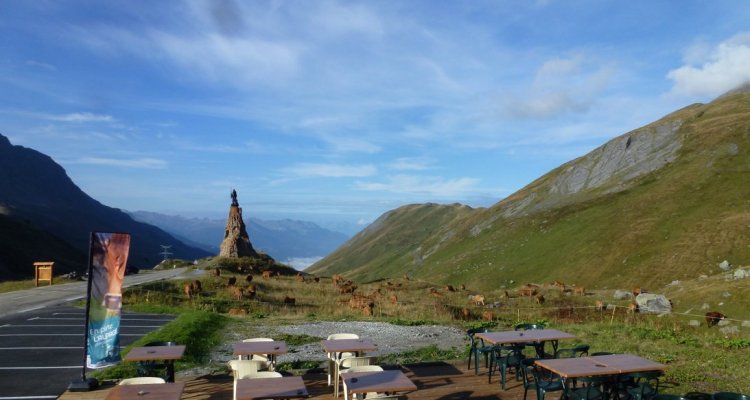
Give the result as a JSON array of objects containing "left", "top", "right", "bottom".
[{"left": 0, "top": 304, "right": 174, "bottom": 399}]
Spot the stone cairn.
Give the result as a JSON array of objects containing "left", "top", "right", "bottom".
[{"left": 219, "top": 190, "right": 259, "bottom": 258}]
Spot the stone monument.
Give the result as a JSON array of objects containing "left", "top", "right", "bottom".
[{"left": 219, "top": 190, "right": 258, "bottom": 258}]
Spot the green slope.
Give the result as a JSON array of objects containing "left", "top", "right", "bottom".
[{"left": 309, "top": 89, "right": 750, "bottom": 293}]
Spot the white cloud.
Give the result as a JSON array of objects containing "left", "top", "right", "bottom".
[
  {"left": 502, "top": 55, "right": 613, "bottom": 119},
  {"left": 25, "top": 60, "right": 57, "bottom": 71},
  {"left": 73, "top": 157, "right": 167, "bottom": 169},
  {"left": 355, "top": 174, "right": 480, "bottom": 197},
  {"left": 667, "top": 33, "right": 750, "bottom": 97},
  {"left": 388, "top": 157, "right": 432, "bottom": 171},
  {"left": 284, "top": 163, "right": 377, "bottom": 178},
  {"left": 48, "top": 112, "right": 115, "bottom": 123}
]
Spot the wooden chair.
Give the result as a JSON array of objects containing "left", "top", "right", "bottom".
[{"left": 327, "top": 333, "right": 360, "bottom": 386}]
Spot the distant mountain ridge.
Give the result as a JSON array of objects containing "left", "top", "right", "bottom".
[
  {"left": 0, "top": 134, "right": 210, "bottom": 280},
  {"left": 308, "top": 88, "right": 750, "bottom": 291},
  {"left": 128, "top": 210, "right": 349, "bottom": 266}
]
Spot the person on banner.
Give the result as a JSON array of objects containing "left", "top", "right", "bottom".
[{"left": 87, "top": 232, "right": 131, "bottom": 369}]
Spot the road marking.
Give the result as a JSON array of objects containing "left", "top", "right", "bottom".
[
  {"left": 0, "top": 396, "right": 59, "bottom": 400},
  {"left": 0, "top": 333, "right": 143, "bottom": 337},
  {"left": 52, "top": 313, "right": 84, "bottom": 315},
  {"left": 29, "top": 317, "right": 173, "bottom": 322},
  {"left": 0, "top": 347, "right": 83, "bottom": 350},
  {"left": 18, "top": 306, "right": 44, "bottom": 313},
  {"left": 0, "top": 366, "right": 80, "bottom": 370},
  {"left": 0, "top": 325, "right": 163, "bottom": 328}
]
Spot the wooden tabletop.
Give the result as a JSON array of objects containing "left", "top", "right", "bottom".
[
  {"left": 342, "top": 370, "right": 417, "bottom": 395},
  {"left": 124, "top": 345, "right": 186, "bottom": 361},
  {"left": 535, "top": 354, "right": 666, "bottom": 378},
  {"left": 589, "top": 354, "right": 666, "bottom": 373},
  {"left": 233, "top": 341, "right": 288, "bottom": 356},
  {"left": 535, "top": 357, "right": 619, "bottom": 378},
  {"left": 235, "top": 376, "right": 308, "bottom": 399},
  {"left": 320, "top": 338, "right": 377, "bottom": 354},
  {"left": 475, "top": 329, "right": 575, "bottom": 345},
  {"left": 105, "top": 382, "right": 185, "bottom": 400}
]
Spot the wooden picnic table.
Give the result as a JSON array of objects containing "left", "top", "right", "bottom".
[
  {"left": 233, "top": 341, "right": 288, "bottom": 370},
  {"left": 124, "top": 345, "right": 186, "bottom": 383},
  {"left": 342, "top": 370, "right": 417, "bottom": 399},
  {"left": 105, "top": 382, "right": 185, "bottom": 400},
  {"left": 235, "top": 376, "right": 308, "bottom": 399}
]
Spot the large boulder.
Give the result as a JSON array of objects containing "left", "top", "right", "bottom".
[
  {"left": 635, "top": 293, "right": 672, "bottom": 314},
  {"left": 734, "top": 269, "right": 749, "bottom": 280}
]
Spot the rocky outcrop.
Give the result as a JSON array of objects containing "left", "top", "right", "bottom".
[{"left": 219, "top": 191, "right": 258, "bottom": 258}]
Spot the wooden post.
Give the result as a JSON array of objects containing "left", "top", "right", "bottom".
[
  {"left": 610, "top": 305, "right": 617, "bottom": 325},
  {"left": 34, "top": 262, "right": 54, "bottom": 286}
]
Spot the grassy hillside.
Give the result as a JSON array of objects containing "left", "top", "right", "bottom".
[{"left": 308, "top": 90, "right": 750, "bottom": 301}]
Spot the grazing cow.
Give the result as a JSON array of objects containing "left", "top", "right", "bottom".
[
  {"left": 183, "top": 283, "right": 193, "bottom": 299},
  {"left": 627, "top": 303, "right": 639, "bottom": 314},
  {"left": 705, "top": 311, "right": 727, "bottom": 327},
  {"left": 367, "top": 289, "right": 381, "bottom": 300},
  {"left": 460, "top": 307, "right": 471, "bottom": 320},
  {"left": 519, "top": 286, "right": 537, "bottom": 297},
  {"left": 213, "top": 268, "right": 221, "bottom": 277},
  {"left": 296, "top": 273, "right": 305, "bottom": 283},
  {"left": 459, "top": 284, "right": 466, "bottom": 291},
  {"left": 482, "top": 311, "right": 494, "bottom": 321},
  {"left": 595, "top": 300, "right": 605, "bottom": 312},
  {"left": 444, "top": 285, "right": 456, "bottom": 292},
  {"left": 361, "top": 304, "right": 374, "bottom": 316},
  {"left": 245, "top": 275, "right": 253, "bottom": 283},
  {"left": 261, "top": 270, "right": 273, "bottom": 279},
  {"left": 403, "top": 274, "right": 411, "bottom": 281},
  {"left": 228, "top": 308, "right": 248, "bottom": 316},
  {"left": 632, "top": 287, "right": 644, "bottom": 297},
  {"left": 283, "top": 296, "right": 296, "bottom": 305},
  {"left": 332, "top": 274, "right": 345, "bottom": 286},
  {"left": 339, "top": 284, "right": 357, "bottom": 294},
  {"left": 313, "top": 277, "right": 320, "bottom": 283},
  {"left": 348, "top": 295, "right": 374, "bottom": 309},
  {"left": 191, "top": 280, "right": 202, "bottom": 294},
  {"left": 227, "top": 277, "right": 237, "bottom": 286},
  {"left": 388, "top": 294, "right": 398, "bottom": 305},
  {"left": 573, "top": 287, "right": 585, "bottom": 296},
  {"left": 469, "top": 294, "right": 485, "bottom": 306},
  {"left": 535, "top": 294, "right": 545, "bottom": 305},
  {"left": 431, "top": 290, "right": 444, "bottom": 298},
  {"left": 501, "top": 290, "right": 511, "bottom": 299},
  {"left": 230, "top": 286, "right": 244, "bottom": 301}
]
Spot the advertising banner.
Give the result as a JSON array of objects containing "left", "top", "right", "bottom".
[{"left": 86, "top": 232, "right": 130, "bottom": 369}]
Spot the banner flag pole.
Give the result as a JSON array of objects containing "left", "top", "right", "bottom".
[{"left": 68, "top": 232, "right": 98, "bottom": 391}]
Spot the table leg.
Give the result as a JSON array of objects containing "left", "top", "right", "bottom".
[{"left": 166, "top": 360, "right": 175, "bottom": 383}]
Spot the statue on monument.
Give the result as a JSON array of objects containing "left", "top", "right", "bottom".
[{"left": 231, "top": 189, "right": 238, "bottom": 206}]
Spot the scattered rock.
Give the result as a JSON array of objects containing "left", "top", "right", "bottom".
[
  {"left": 742, "top": 321, "right": 750, "bottom": 328},
  {"left": 722, "top": 291, "right": 732, "bottom": 298},
  {"left": 613, "top": 290, "right": 633, "bottom": 300},
  {"left": 699, "top": 274, "right": 708, "bottom": 280},
  {"left": 667, "top": 280, "right": 680, "bottom": 286},
  {"left": 635, "top": 293, "right": 672, "bottom": 314},
  {"left": 733, "top": 269, "right": 749, "bottom": 280},
  {"left": 720, "top": 326, "right": 740, "bottom": 335},
  {"left": 688, "top": 320, "right": 701, "bottom": 327},
  {"left": 719, "top": 260, "right": 731, "bottom": 271},
  {"left": 701, "top": 303, "right": 710, "bottom": 310}
]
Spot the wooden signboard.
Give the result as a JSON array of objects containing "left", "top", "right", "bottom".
[{"left": 34, "top": 261, "right": 54, "bottom": 286}]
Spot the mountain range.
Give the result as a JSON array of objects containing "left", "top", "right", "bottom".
[
  {"left": 307, "top": 86, "right": 750, "bottom": 292},
  {"left": 0, "top": 134, "right": 212, "bottom": 280}
]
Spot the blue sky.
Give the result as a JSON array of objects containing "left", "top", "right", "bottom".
[{"left": 2, "top": 1, "right": 750, "bottom": 233}]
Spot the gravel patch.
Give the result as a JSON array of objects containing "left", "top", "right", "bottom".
[{"left": 180, "top": 321, "right": 467, "bottom": 378}]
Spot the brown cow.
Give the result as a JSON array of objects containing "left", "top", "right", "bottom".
[
  {"left": 245, "top": 275, "right": 253, "bottom": 283},
  {"left": 460, "top": 307, "right": 471, "bottom": 320},
  {"left": 227, "top": 277, "right": 237, "bottom": 286},
  {"left": 262, "top": 270, "right": 273, "bottom": 279},
  {"left": 213, "top": 268, "right": 221, "bottom": 277},
  {"left": 361, "top": 303, "right": 374, "bottom": 316},
  {"left": 313, "top": 277, "right": 320, "bottom": 283},
  {"left": 332, "top": 274, "right": 345, "bottom": 286},
  {"left": 519, "top": 286, "right": 537, "bottom": 297},
  {"left": 283, "top": 296, "right": 296, "bottom": 305},
  {"left": 482, "top": 311, "right": 494, "bottom": 321},
  {"left": 535, "top": 294, "right": 545, "bottom": 305},
  {"left": 469, "top": 294, "right": 485, "bottom": 306},
  {"left": 431, "top": 290, "right": 444, "bottom": 298},
  {"left": 348, "top": 295, "right": 374, "bottom": 310},
  {"left": 705, "top": 311, "right": 727, "bottom": 327},
  {"left": 191, "top": 280, "right": 202, "bottom": 295},
  {"left": 627, "top": 303, "right": 639, "bottom": 314},
  {"left": 459, "top": 284, "right": 466, "bottom": 291},
  {"left": 295, "top": 273, "right": 305, "bottom": 283},
  {"left": 444, "top": 285, "right": 456, "bottom": 292},
  {"left": 183, "top": 283, "right": 193, "bottom": 299},
  {"left": 595, "top": 300, "right": 605, "bottom": 312},
  {"left": 573, "top": 287, "right": 585, "bottom": 296},
  {"left": 632, "top": 287, "right": 644, "bottom": 297},
  {"left": 388, "top": 294, "right": 398, "bottom": 305},
  {"left": 339, "top": 284, "right": 357, "bottom": 294},
  {"left": 230, "top": 286, "right": 244, "bottom": 301}
]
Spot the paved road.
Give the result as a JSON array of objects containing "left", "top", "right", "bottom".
[
  {"left": 0, "top": 268, "right": 192, "bottom": 399},
  {"left": 0, "top": 268, "right": 190, "bottom": 318}
]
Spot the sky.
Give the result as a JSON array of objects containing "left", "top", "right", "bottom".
[{"left": 2, "top": 1, "right": 750, "bottom": 234}]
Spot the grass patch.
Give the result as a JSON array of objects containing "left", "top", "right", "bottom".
[
  {"left": 274, "top": 333, "right": 321, "bottom": 346},
  {"left": 379, "top": 344, "right": 464, "bottom": 366},
  {"left": 0, "top": 277, "right": 79, "bottom": 293},
  {"left": 91, "top": 310, "right": 229, "bottom": 380}
]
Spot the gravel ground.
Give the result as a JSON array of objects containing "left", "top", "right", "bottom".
[{"left": 205, "top": 321, "right": 467, "bottom": 369}]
